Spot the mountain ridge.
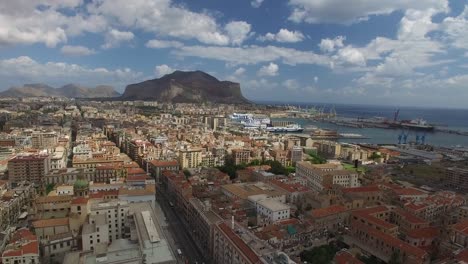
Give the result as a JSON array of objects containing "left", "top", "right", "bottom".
[
  {"left": 0, "top": 83, "right": 120, "bottom": 98},
  {"left": 120, "top": 70, "right": 250, "bottom": 104}
]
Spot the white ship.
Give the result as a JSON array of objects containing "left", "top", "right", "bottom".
[{"left": 266, "top": 124, "right": 304, "bottom": 133}]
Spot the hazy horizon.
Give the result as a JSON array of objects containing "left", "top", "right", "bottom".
[{"left": 1, "top": 0, "right": 467, "bottom": 107}]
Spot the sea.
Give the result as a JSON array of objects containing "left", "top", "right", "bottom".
[{"left": 258, "top": 102, "right": 468, "bottom": 147}]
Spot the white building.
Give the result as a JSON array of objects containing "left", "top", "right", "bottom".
[
  {"left": 82, "top": 214, "right": 109, "bottom": 251},
  {"left": 256, "top": 199, "right": 290, "bottom": 224},
  {"left": 89, "top": 200, "right": 129, "bottom": 242}
]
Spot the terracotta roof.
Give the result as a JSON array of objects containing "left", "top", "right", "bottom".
[
  {"left": 351, "top": 206, "right": 395, "bottom": 230},
  {"left": 393, "top": 187, "right": 427, "bottom": 196},
  {"left": 452, "top": 219, "right": 468, "bottom": 235},
  {"left": 352, "top": 221, "right": 428, "bottom": 260},
  {"left": 404, "top": 203, "right": 428, "bottom": 211},
  {"left": 2, "top": 228, "right": 39, "bottom": 258},
  {"left": 89, "top": 189, "right": 119, "bottom": 199},
  {"left": 2, "top": 240, "right": 39, "bottom": 257},
  {"left": 270, "top": 179, "right": 310, "bottom": 193},
  {"left": 32, "top": 217, "right": 69, "bottom": 229},
  {"left": 456, "top": 248, "right": 468, "bottom": 263},
  {"left": 218, "top": 223, "right": 260, "bottom": 264},
  {"left": 312, "top": 205, "right": 348, "bottom": 218},
  {"left": 150, "top": 160, "right": 178, "bottom": 167},
  {"left": 393, "top": 207, "right": 428, "bottom": 224},
  {"left": 127, "top": 168, "right": 146, "bottom": 175},
  {"left": 406, "top": 227, "right": 439, "bottom": 239},
  {"left": 71, "top": 197, "right": 89, "bottom": 205},
  {"left": 342, "top": 185, "right": 380, "bottom": 193}
]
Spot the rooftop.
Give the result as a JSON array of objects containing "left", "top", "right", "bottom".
[
  {"left": 311, "top": 205, "right": 348, "bottom": 218},
  {"left": 32, "top": 217, "right": 69, "bottom": 229},
  {"left": 257, "top": 199, "right": 289, "bottom": 212}
]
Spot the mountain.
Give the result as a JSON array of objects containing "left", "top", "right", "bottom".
[
  {"left": 120, "top": 70, "right": 250, "bottom": 104},
  {"left": 0, "top": 83, "right": 120, "bottom": 98}
]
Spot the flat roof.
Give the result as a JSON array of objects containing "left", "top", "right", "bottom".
[{"left": 257, "top": 199, "right": 289, "bottom": 211}]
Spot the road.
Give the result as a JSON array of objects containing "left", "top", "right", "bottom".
[{"left": 157, "top": 190, "right": 207, "bottom": 264}]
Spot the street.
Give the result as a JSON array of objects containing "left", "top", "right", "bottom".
[{"left": 156, "top": 190, "right": 207, "bottom": 264}]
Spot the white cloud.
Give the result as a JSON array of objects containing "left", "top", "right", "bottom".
[
  {"left": 0, "top": 56, "right": 142, "bottom": 90},
  {"left": 174, "top": 45, "right": 329, "bottom": 66},
  {"left": 251, "top": 0, "right": 264, "bottom": 8},
  {"left": 258, "top": 29, "right": 304, "bottom": 43},
  {"left": 101, "top": 29, "right": 134, "bottom": 49},
  {"left": 154, "top": 64, "right": 175, "bottom": 77},
  {"left": 283, "top": 79, "right": 299, "bottom": 90},
  {"left": 288, "top": 0, "right": 449, "bottom": 24},
  {"left": 314, "top": 76, "right": 318, "bottom": 83},
  {"left": 334, "top": 46, "right": 366, "bottom": 66},
  {"left": 225, "top": 21, "right": 252, "bottom": 45},
  {"left": 0, "top": 0, "right": 249, "bottom": 48},
  {"left": 0, "top": 1, "right": 108, "bottom": 47},
  {"left": 87, "top": 0, "right": 235, "bottom": 45},
  {"left": 60, "top": 45, "right": 96, "bottom": 56},
  {"left": 145, "top": 39, "right": 183, "bottom": 49},
  {"left": 234, "top": 67, "right": 246, "bottom": 76},
  {"left": 257, "top": 62, "right": 279, "bottom": 76},
  {"left": 441, "top": 5, "right": 468, "bottom": 49},
  {"left": 319, "top": 36, "right": 345, "bottom": 53}
]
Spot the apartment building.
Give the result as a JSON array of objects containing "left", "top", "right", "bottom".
[
  {"left": 31, "top": 131, "right": 58, "bottom": 149},
  {"left": 82, "top": 214, "right": 109, "bottom": 251},
  {"left": 179, "top": 148, "right": 203, "bottom": 168},
  {"left": 232, "top": 148, "right": 251, "bottom": 165},
  {"left": 149, "top": 160, "right": 179, "bottom": 180},
  {"left": 213, "top": 222, "right": 261, "bottom": 264},
  {"left": 89, "top": 200, "right": 130, "bottom": 242},
  {"left": 8, "top": 154, "right": 51, "bottom": 184},
  {"left": 296, "top": 161, "right": 360, "bottom": 191},
  {"left": 446, "top": 167, "right": 468, "bottom": 192}
]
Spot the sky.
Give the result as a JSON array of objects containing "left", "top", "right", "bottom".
[{"left": 0, "top": 0, "right": 468, "bottom": 108}]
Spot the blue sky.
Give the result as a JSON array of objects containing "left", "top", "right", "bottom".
[{"left": 0, "top": 0, "right": 468, "bottom": 107}]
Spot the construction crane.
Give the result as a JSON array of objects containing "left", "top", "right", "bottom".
[{"left": 393, "top": 109, "right": 400, "bottom": 122}]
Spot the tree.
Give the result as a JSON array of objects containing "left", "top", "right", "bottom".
[
  {"left": 369, "top": 152, "right": 382, "bottom": 161},
  {"left": 183, "top": 169, "right": 191, "bottom": 179},
  {"left": 45, "top": 183, "right": 55, "bottom": 195},
  {"left": 307, "top": 152, "right": 326, "bottom": 164},
  {"left": 300, "top": 244, "right": 339, "bottom": 264}
]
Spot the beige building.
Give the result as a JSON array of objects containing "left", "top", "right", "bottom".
[
  {"left": 232, "top": 149, "right": 251, "bottom": 165},
  {"left": 8, "top": 154, "right": 51, "bottom": 184},
  {"left": 32, "top": 131, "right": 58, "bottom": 149},
  {"left": 296, "top": 161, "right": 360, "bottom": 191},
  {"left": 32, "top": 217, "right": 70, "bottom": 240},
  {"left": 34, "top": 195, "right": 72, "bottom": 219},
  {"left": 179, "top": 148, "right": 203, "bottom": 168}
]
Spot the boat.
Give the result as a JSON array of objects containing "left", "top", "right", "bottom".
[
  {"left": 266, "top": 124, "right": 304, "bottom": 133},
  {"left": 400, "top": 118, "right": 434, "bottom": 131}
]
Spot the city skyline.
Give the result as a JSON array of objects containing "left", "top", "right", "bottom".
[{"left": 1, "top": 0, "right": 468, "bottom": 107}]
